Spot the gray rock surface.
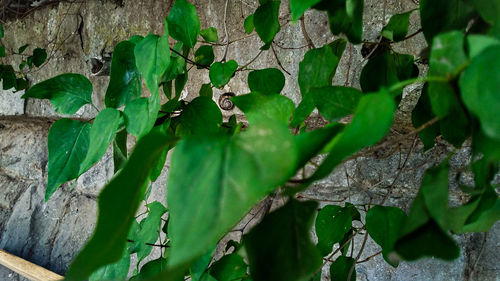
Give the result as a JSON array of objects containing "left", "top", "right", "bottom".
[{"left": 0, "top": 0, "right": 498, "bottom": 280}]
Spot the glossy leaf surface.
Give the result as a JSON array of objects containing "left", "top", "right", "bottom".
[{"left": 167, "top": 0, "right": 200, "bottom": 48}]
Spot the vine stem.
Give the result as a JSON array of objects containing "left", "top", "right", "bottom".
[
  {"left": 388, "top": 75, "right": 449, "bottom": 94},
  {"left": 222, "top": 0, "right": 230, "bottom": 62},
  {"left": 169, "top": 47, "right": 209, "bottom": 70}
]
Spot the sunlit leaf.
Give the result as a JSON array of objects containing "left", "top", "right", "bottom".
[
  {"left": 232, "top": 92, "right": 295, "bottom": 125},
  {"left": 290, "top": 0, "right": 321, "bottom": 21},
  {"left": 200, "top": 27, "right": 219, "bottom": 42}
]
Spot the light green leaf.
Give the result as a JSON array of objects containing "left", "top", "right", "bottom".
[
  {"left": 460, "top": 45, "right": 500, "bottom": 140},
  {"left": 168, "top": 0, "right": 201, "bottom": 48},
  {"left": 89, "top": 251, "right": 130, "bottom": 281},
  {"left": 194, "top": 45, "right": 215, "bottom": 67},
  {"left": 254, "top": 1, "right": 281, "bottom": 49},
  {"left": 232, "top": 92, "right": 295, "bottom": 125},
  {"left": 22, "top": 73, "right": 93, "bottom": 115},
  {"left": 124, "top": 98, "right": 150, "bottom": 137},
  {"left": 366, "top": 206, "right": 407, "bottom": 266},
  {"left": 466, "top": 35, "right": 500, "bottom": 59},
  {"left": 65, "top": 129, "right": 177, "bottom": 281},
  {"left": 190, "top": 248, "right": 215, "bottom": 281},
  {"left": 381, "top": 10, "right": 414, "bottom": 42},
  {"left": 330, "top": 256, "right": 356, "bottom": 281},
  {"left": 244, "top": 200, "right": 322, "bottom": 281},
  {"left": 247, "top": 68, "right": 285, "bottom": 94},
  {"left": 209, "top": 60, "right": 238, "bottom": 89},
  {"left": 244, "top": 14, "right": 255, "bottom": 34},
  {"left": 200, "top": 27, "right": 219, "bottom": 42},
  {"left": 105, "top": 40, "right": 142, "bottom": 108},
  {"left": 80, "top": 108, "right": 121, "bottom": 174},
  {"left": 129, "top": 201, "right": 168, "bottom": 263},
  {"left": 135, "top": 33, "right": 170, "bottom": 92},
  {"left": 312, "top": 86, "right": 362, "bottom": 122},
  {"left": 290, "top": 0, "right": 321, "bottom": 21},
  {"left": 167, "top": 121, "right": 298, "bottom": 267},
  {"left": 46, "top": 119, "right": 90, "bottom": 200}
]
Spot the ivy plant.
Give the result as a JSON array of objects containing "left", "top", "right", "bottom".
[{"left": 16, "top": 0, "right": 500, "bottom": 280}]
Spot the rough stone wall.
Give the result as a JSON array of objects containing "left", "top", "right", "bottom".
[{"left": 0, "top": 0, "right": 498, "bottom": 280}]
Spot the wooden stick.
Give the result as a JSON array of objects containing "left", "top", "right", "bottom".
[{"left": 0, "top": 249, "right": 64, "bottom": 281}]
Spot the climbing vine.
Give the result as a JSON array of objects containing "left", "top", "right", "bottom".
[{"left": 10, "top": 0, "right": 500, "bottom": 280}]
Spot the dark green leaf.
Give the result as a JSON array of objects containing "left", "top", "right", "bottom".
[
  {"left": 130, "top": 257, "right": 168, "bottom": 281},
  {"left": 89, "top": 252, "right": 130, "bottom": 281},
  {"left": 80, "top": 108, "right": 121, "bottom": 174},
  {"left": 129, "top": 201, "right": 167, "bottom": 263},
  {"left": 15, "top": 78, "right": 28, "bottom": 91},
  {"left": 199, "top": 83, "right": 213, "bottom": 98},
  {"left": 381, "top": 10, "right": 414, "bottom": 42},
  {"left": 1, "top": 66, "right": 17, "bottom": 90},
  {"left": 129, "top": 35, "right": 144, "bottom": 45},
  {"left": 232, "top": 92, "right": 295, "bottom": 125},
  {"left": 330, "top": 256, "right": 356, "bottom": 281},
  {"left": 210, "top": 253, "right": 248, "bottom": 281},
  {"left": 244, "top": 14, "right": 255, "bottom": 34},
  {"left": 0, "top": 46, "right": 5, "bottom": 57},
  {"left": 46, "top": 119, "right": 90, "bottom": 200},
  {"left": 168, "top": 0, "right": 200, "bottom": 48},
  {"left": 460, "top": 45, "right": 500, "bottom": 140},
  {"left": 134, "top": 33, "right": 170, "bottom": 92},
  {"left": 290, "top": 0, "right": 322, "bottom": 21},
  {"left": 254, "top": 1, "right": 281, "bottom": 49},
  {"left": 247, "top": 68, "right": 285, "bottom": 94},
  {"left": 105, "top": 41, "right": 142, "bottom": 108},
  {"left": 167, "top": 121, "right": 298, "bottom": 267},
  {"left": 326, "top": 0, "right": 364, "bottom": 44},
  {"left": 0, "top": 23, "right": 4, "bottom": 38},
  {"left": 124, "top": 98, "right": 150, "bottom": 137},
  {"left": 291, "top": 45, "right": 340, "bottom": 126},
  {"left": 411, "top": 84, "right": 440, "bottom": 150},
  {"left": 113, "top": 129, "right": 128, "bottom": 173},
  {"left": 429, "top": 31, "right": 467, "bottom": 78},
  {"left": 244, "top": 200, "right": 322, "bottom": 281},
  {"left": 366, "top": 206, "right": 407, "bottom": 266},
  {"left": 200, "top": 27, "right": 219, "bottom": 42},
  {"left": 178, "top": 96, "right": 222, "bottom": 135},
  {"left": 163, "top": 43, "right": 187, "bottom": 83},
  {"left": 209, "top": 60, "right": 238, "bottom": 89},
  {"left": 420, "top": 163, "right": 449, "bottom": 228},
  {"left": 312, "top": 86, "right": 362, "bottom": 122},
  {"left": 22, "top": 73, "right": 93, "bottom": 115},
  {"left": 18, "top": 44, "right": 29, "bottom": 54},
  {"left": 65, "top": 129, "right": 177, "bottom": 281},
  {"left": 32, "top": 48, "right": 47, "bottom": 67},
  {"left": 294, "top": 124, "right": 343, "bottom": 170},
  {"left": 194, "top": 45, "right": 215, "bottom": 67},
  {"left": 419, "top": 0, "right": 476, "bottom": 43},
  {"left": 467, "top": 0, "right": 500, "bottom": 24},
  {"left": 315, "top": 205, "right": 353, "bottom": 256}
]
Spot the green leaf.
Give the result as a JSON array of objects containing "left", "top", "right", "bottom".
[
  {"left": 209, "top": 253, "right": 248, "bottom": 281},
  {"left": 366, "top": 206, "right": 407, "bottom": 266},
  {"left": 105, "top": 41, "right": 142, "bottom": 108},
  {"left": 200, "top": 27, "right": 219, "bottom": 42},
  {"left": 129, "top": 201, "right": 168, "bottom": 263},
  {"left": 199, "top": 83, "right": 213, "bottom": 98},
  {"left": 0, "top": 46, "right": 5, "bottom": 57},
  {"left": 420, "top": 163, "right": 450, "bottom": 228},
  {"left": 411, "top": 84, "right": 440, "bottom": 151},
  {"left": 113, "top": 129, "right": 128, "bottom": 173},
  {"left": 381, "top": 10, "right": 414, "bottom": 42},
  {"left": 32, "top": 48, "right": 47, "bottom": 67},
  {"left": 89, "top": 251, "right": 130, "bottom": 281},
  {"left": 419, "top": 0, "right": 475, "bottom": 43},
  {"left": 460, "top": 45, "right": 500, "bottom": 140},
  {"left": 294, "top": 124, "right": 343, "bottom": 169},
  {"left": 0, "top": 23, "right": 4, "bottom": 38},
  {"left": 167, "top": 121, "right": 298, "bottom": 267},
  {"left": 80, "top": 108, "right": 121, "bottom": 174},
  {"left": 168, "top": 0, "right": 201, "bottom": 48},
  {"left": 22, "top": 73, "right": 93, "bottom": 115},
  {"left": 254, "top": 1, "right": 281, "bottom": 49},
  {"left": 247, "top": 68, "right": 285, "bottom": 94},
  {"left": 315, "top": 205, "right": 352, "bottom": 256},
  {"left": 244, "top": 14, "right": 255, "bottom": 34},
  {"left": 209, "top": 60, "right": 238, "bottom": 89},
  {"left": 429, "top": 31, "right": 468, "bottom": 78},
  {"left": 130, "top": 257, "right": 168, "bottom": 281},
  {"left": 18, "top": 44, "right": 29, "bottom": 54},
  {"left": 194, "top": 45, "right": 215, "bottom": 67},
  {"left": 190, "top": 248, "right": 215, "bottom": 281},
  {"left": 304, "top": 90, "right": 395, "bottom": 185},
  {"left": 124, "top": 98, "right": 150, "bottom": 137},
  {"left": 134, "top": 33, "right": 170, "bottom": 92},
  {"left": 326, "top": 0, "right": 364, "bottom": 44},
  {"left": 291, "top": 45, "right": 340, "bottom": 126},
  {"left": 312, "top": 86, "right": 362, "bottom": 122},
  {"left": 290, "top": 0, "right": 321, "bottom": 20},
  {"left": 467, "top": 0, "right": 500, "bottom": 24},
  {"left": 178, "top": 96, "right": 222, "bottom": 135},
  {"left": 466, "top": 35, "right": 500, "bottom": 59},
  {"left": 45, "top": 119, "right": 90, "bottom": 200},
  {"left": 232, "top": 92, "right": 295, "bottom": 125},
  {"left": 65, "top": 129, "right": 177, "bottom": 281},
  {"left": 330, "top": 256, "right": 356, "bottom": 281},
  {"left": 15, "top": 78, "right": 28, "bottom": 91},
  {"left": 244, "top": 200, "right": 322, "bottom": 281}
]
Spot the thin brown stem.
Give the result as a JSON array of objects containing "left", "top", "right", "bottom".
[{"left": 271, "top": 43, "right": 291, "bottom": 75}]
